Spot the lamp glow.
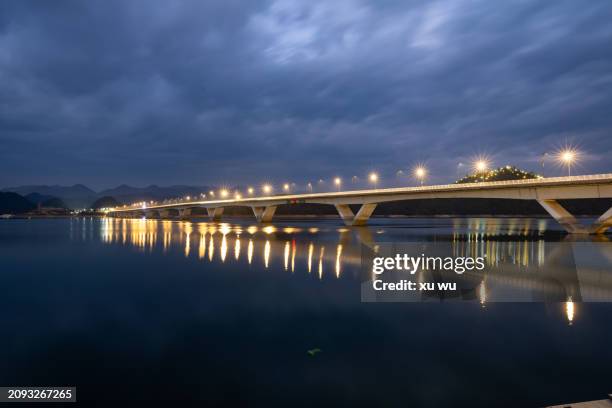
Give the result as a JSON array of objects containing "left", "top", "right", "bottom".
[{"left": 414, "top": 166, "right": 427, "bottom": 185}]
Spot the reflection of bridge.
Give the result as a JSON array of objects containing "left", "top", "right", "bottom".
[
  {"left": 96, "top": 218, "right": 612, "bottom": 305},
  {"left": 108, "top": 174, "right": 612, "bottom": 234}
]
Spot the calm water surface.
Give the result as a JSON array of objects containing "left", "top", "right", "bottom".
[{"left": 0, "top": 217, "right": 611, "bottom": 407}]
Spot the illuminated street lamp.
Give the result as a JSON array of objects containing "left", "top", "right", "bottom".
[
  {"left": 220, "top": 189, "right": 229, "bottom": 198},
  {"left": 235, "top": 192, "right": 242, "bottom": 200},
  {"left": 209, "top": 191, "right": 215, "bottom": 197},
  {"left": 334, "top": 177, "right": 342, "bottom": 191},
  {"left": 558, "top": 148, "right": 578, "bottom": 176},
  {"left": 283, "top": 183, "right": 290, "bottom": 193},
  {"left": 369, "top": 172, "right": 379, "bottom": 189},
  {"left": 262, "top": 184, "right": 272, "bottom": 195},
  {"left": 473, "top": 157, "right": 490, "bottom": 181},
  {"left": 414, "top": 166, "right": 427, "bottom": 186},
  {"left": 307, "top": 182, "right": 313, "bottom": 193},
  {"left": 247, "top": 187, "right": 254, "bottom": 195}
]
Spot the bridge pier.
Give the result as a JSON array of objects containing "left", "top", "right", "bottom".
[
  {"left": 538, "top": 200, "right": 612, "bottom": 234},
  {"left": 591, "top": 206, "right": 612, "bottom": 234},
  {"left": 178, "top": 208, "right": 192, "bottom": 219},
  {"left": 207, "top": 207, "right": 224, "bottom": 221},
  {"left": 334, "top": 203, "right": 378, "bottom": 226},
  {"left": 252, "top": 206, "right": 277, "bottom": 223}
]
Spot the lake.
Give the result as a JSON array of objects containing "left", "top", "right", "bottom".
[{"left": 0, "top": 217, "right": 610, "bottom": 406}]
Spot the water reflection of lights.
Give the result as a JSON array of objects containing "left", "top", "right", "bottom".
[
  {"left": 235, "top": 237, "right": 241, "bottom": 260},
  {"left": 248, "top": 239, "right": 254, "bottom": 264},
  {"left": 335, "top": 244, "right": 343, "bottom": 278},
  {"left": 307, "top": 243, "right": 314, "bottom": 273},
  {"left": 284, "top": 241, "right": 290, "bottom": 271},
  {"left": 220, "top": 234, "right": 228, "bottom": 262},
  {"left": 479, "top": 280, "right": 486, "bottom": 308},
  {"left": 566, "top": 298, "right": 575, "bottom": 325},
  {"left": 98, "top": 219, "right": 604, "bottom": 321},
  {"left": 318, "top": 246, "right": 325, "bottom": 279},
  {"left": 208, "top": 235, "right": 214, "bottom": 262},
  {"left": 264, "top": 241, "right": 271, "bottom": 268},
  {"left": 198, "top": 234, "right": 206, "bottom": 259}
]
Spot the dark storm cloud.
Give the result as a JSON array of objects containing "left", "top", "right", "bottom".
[{"left": 1, "top": 0, "right": 611, "bottom": 188}]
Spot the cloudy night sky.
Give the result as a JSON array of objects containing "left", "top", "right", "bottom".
[{"left": 1, "top": 0, "right": 611, "bottom": 190}]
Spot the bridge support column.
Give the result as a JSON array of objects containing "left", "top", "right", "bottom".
[
  {"left": 334, "top": 203, "right": 377, "bottom": 226},
  {"left": 591, "top": 206, "right": 612, "bottom": 234},
  {"left": 207, "top": 207, "right": 224, "bottom": 221},
  {"left": 537, "top": 199, "right": 589, "bottom": 234},
  {"left": 178, "top": 208, "right": 192, "bottom": 219},
  {"left": 252, "top": 206, "right": 276, "bottom": 223}
]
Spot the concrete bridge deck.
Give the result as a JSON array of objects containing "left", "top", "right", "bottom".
[{"left": 108, "top": 174, "right": 612, "bottom": 234}]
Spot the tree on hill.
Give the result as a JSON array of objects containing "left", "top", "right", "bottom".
[
  {"left": 0, "top": 192, "right": 36, "bottom": 214},
  {"left": 90, "top": 196, "right": 120, "bottom": 209},
  {"left": 456, "top": 165, "right": 541, "bottom": 184}
]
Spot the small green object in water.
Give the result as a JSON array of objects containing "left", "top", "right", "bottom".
[{"left": 307, "top": 348, "right": 322, "bottom": 356}]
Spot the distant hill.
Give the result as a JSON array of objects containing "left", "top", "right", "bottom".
[
  {"left": 0, "top": 192, "right": 36, "bottom": 214},
  {"left": 24, "top": 193, "right": 69, "bottom": 209},
  {"left": 2, "top": 184, "right": 96, "bottom": 209},
  {"left": 2, "top": 183, "right": 214, "bottom": 209},
  {"left": 90, "top": 196, "right": 120, "bottom": 209},
  {"left": 41, "top": 197, "right": 69, "bottom": 209},
  {"left": 25, "top": 192, "right": 56, "bottom": 204}
]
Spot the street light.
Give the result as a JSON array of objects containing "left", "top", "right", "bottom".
[
  {"left": 262, "top": 184, "right": 272, "bottom": 195},
  {"left": 558, "top": 148, "right": 578, "bottom": 176},
  {"left": 369, "top": 172, "right": 379, "bottom": 189},
  {"left": 283, "top": 183, "right": 290, "bottom": 193},
  {"left": 235, "top": 192, "right": 242, "bottom": 200},
  {"left": 247, "top": 187, "right": 254, "bottom": 195},
  {"left": 414, "top": 166, "right": 426, "bottom": 186},
  {"left": 334, "top": 177, "right": 342, "bottom": 191},
  {"left": 307, "top": 182, "right": 313, "bottom": 193},
  {"left": 473, "top": 157, "right": 490, "bottom": 181},
  {"left": 220, "top": 189, "right": 229, "bottom": 198}
]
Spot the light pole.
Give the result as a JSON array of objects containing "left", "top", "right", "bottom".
[
  {"left": 559, "top": 149, "right": 576, "bottom": 176},
  {"left": 334, "top": 177, "right": 342, "bottom": 191},
  {"left": 369, "top": 172, "right": 379, "bottom": 189}
]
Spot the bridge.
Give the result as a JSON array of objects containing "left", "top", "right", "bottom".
[{"left": 107, "top": 174, "right": 612, "bottom": 234}]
